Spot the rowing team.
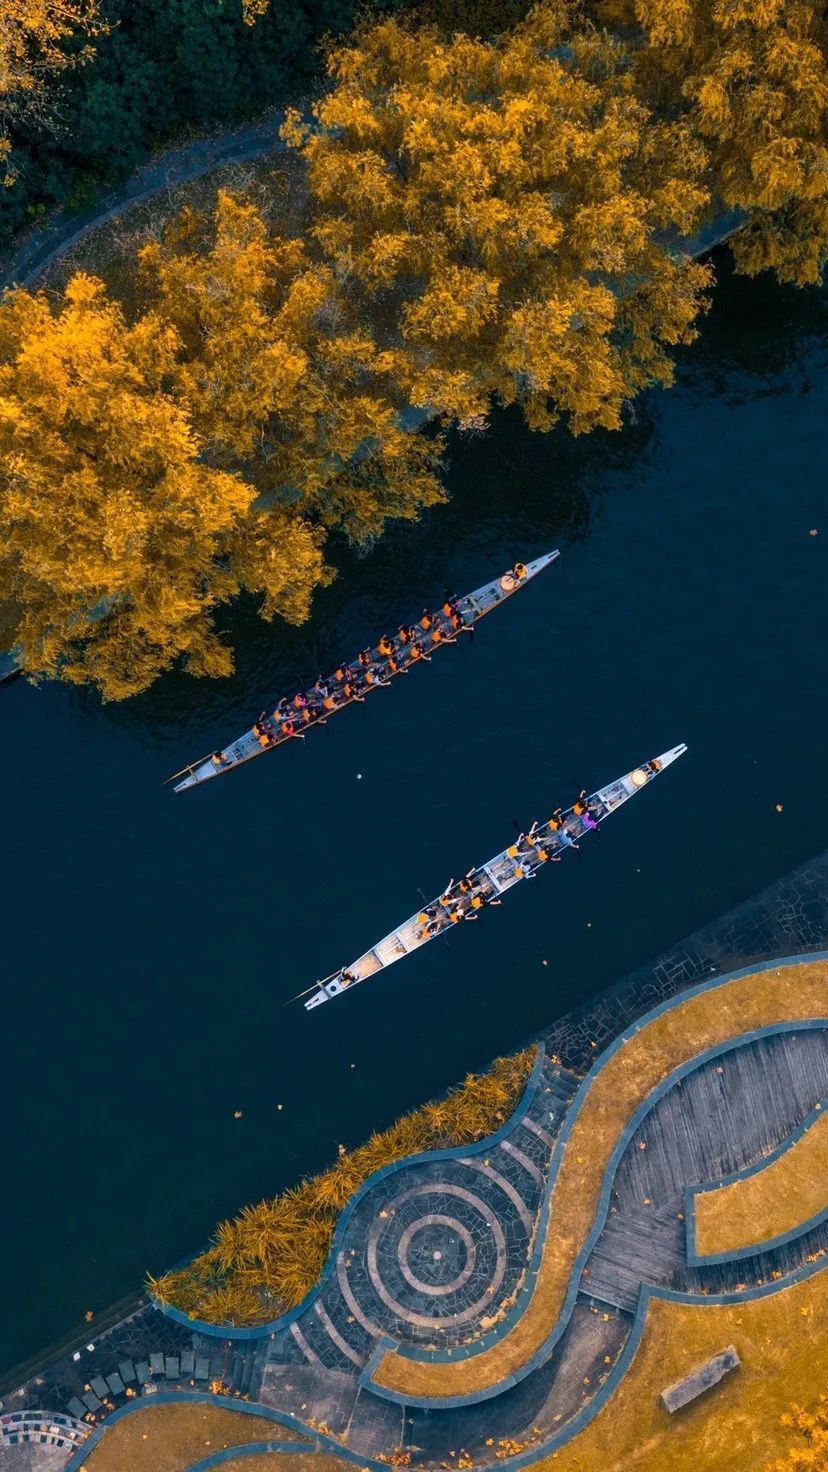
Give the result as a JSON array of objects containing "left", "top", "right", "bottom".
[
  {"left": 418, "top": 869, "right": 503, "bottom": 936},
  {"left": 417, "top": 794, "right": 601, "bottom": 936},
  {"left": 211, "top": 598, "right": 466, "bottom": 767}
]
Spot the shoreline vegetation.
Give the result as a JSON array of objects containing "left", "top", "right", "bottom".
[
  {"left": 1, "top": 0, "right": 826, "bottom": 700},
  {"left": 150, "top": 1046, "right": 536, "bottom": 1325}
]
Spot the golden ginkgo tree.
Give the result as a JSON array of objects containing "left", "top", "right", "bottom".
[
  {"left": 0, "top": 193, "right": 445, "bottom": 698},
  {"left": 597, "top": 0, "right": 828, "bottom": 283},
  {"left": 281, "top": 8, "right": 715, "bottom": 435},
  {"left": 0, "top": 1, "right": 105, "bottom": 183},
  {"left": 0, "top": 272, "right": 325, "bottom": 699}
]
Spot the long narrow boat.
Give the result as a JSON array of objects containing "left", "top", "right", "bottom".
[
  {"left": 169, "top": 552, "right": 559, "bottom": 793},
  {"left": 301, "top": 745, "right": 687, "bottom": 1010}
]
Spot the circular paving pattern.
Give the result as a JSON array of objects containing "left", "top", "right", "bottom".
[
  {"left": 398, "top": 1216, "right": 477, "bottom": 1296},
  {"left": 366, "top": 1184, "right": 508, "bottom": 1329}
]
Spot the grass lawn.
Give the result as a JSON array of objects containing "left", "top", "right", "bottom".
[
  {"left": 373, "top": 959, "right": 828, "bottom": 1398},
  {"left": 693, "top": 1106, "right": 828, "bottom": 1257},
  {"left": 539, "top": 1262, "right": 828, "bottom": 1471},
  {"left": 190, "top": 1459, "right": 350, "bottom": 1472},
  {"left": 82, "top": 1403, "right": 307, "bottom": 1472}
]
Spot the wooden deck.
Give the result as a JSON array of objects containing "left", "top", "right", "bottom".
[{"left": 582, "top": 1027, "right": 828, "bottom": 1312}]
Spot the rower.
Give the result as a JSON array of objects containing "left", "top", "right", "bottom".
[
  {"left": 573, "top": 790, "right": 588, "bottom": 816},
  {"left": 397, "top": 624, "right": 412, "bottom": 645},
  {"left": 431, "top": 624, "right": 456, "bottom": 645},
  {"left": 419, "top": 611, "right": 434, "bottom": 632},
  {"left": 358, "top": 648, "right": 372, "bottom": 668},
  {"left": 450, "top": 610, "right": 467, "bottom": 633},
  {"left": 334, "top": 664, "right": 349, "bottom": 683},
  {"left": 548, "top": 807, "right": 564, "bottom": 830},
  {"left": 365, "top": 664, "right": 391, "bottom": 687},
  {"left": 409, "top": 640, "right": 431, "bottom": 663},
  {"left": 442, "top": 597, "right": 458, "bottom": 619},
  {"left": 386, "top": 653, "right": 404, "bottom": 675},
  {"left": 378, "top": 635, "right": 393, "bottom": 657},
  {"left": 342, "top": 679, "right": 364, "bottom": 703}
]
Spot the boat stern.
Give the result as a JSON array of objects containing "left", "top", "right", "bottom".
[{"left": 304, "top": 974, "right": 354, "bottom": 1010}]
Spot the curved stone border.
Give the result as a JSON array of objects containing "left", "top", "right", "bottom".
[
  {"left": 153, "top": 1043, "right": 546, "bottom": 1339},
  {"left": 62, "top": 1392, "right": 389, "bottom": 1472},
  {"left": 187, "top": 1441, "right": 322, "bottom": 1471},
  {"left": 685, "top": 1099, "right": 828, "bottom": 1266},
  {"left": 363, "top": 951, "right": 828, "bottom": 1406},
  {"left": 64, "top": 1246, "right": 828, "bottom": 1472}
]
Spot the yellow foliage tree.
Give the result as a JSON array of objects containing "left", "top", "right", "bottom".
[
  {"left": 282, "top": 8, "right": 713, "bottom": 434},
  {"left": 138, "top": 190, "right": 446, "bottom": 547},
  {"left": 597, "top": 0, "right": 828, "bottom": 283},
  {"left": 0, "top": 1, "right": 105, "bottom": 184},
  {"left": 0, "top": 274, "right": 325, "bottom": 698}
]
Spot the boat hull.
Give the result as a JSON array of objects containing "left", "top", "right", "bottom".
[
  {"left": 303, "top": 745, "right": 687, "bottom": 1010},
  {"left": 171, "top": 552, "right": 559, "bottom": 793}
]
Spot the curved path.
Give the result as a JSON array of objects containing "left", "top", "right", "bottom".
[
  {"left": 137, "top": 954, "right": 828, "bottom": 1468},
  {"left": 0, "top": 110, "right": 291, "bottom": 292},
  {"left": 62, "top": 954, "right": 828, "bottom": 1472}
]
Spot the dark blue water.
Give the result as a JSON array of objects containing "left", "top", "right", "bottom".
[{"left": 1, "top": 258, "right": 825, "bottom": 1375}]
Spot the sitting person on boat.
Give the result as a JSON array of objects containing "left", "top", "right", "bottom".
[
  {"left": 340, "top": 967, "right": 359, "bottom": 987},
  {"left": 430, "top": 623, "right": 456, "bottom": 646},
  {"left": 211, "top": 750, "right": 228, "bottom": 768},
  {"left": 253, "top": 719, "right": 275, "bottom": 747},
  {"left": 377, "top": 634, "right": 394, "bottom": 657},
  {"left": 407, "top": 639, "right": 431, "bottom": 663},
  {"left": 513, "top": 561, "right": 528, "bottom": 580}
]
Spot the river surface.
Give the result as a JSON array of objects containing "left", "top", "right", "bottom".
[{"left": 1, "top": 257, "right": 826, "bottom": 1376}]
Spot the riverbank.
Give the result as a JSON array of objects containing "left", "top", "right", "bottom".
[
  {"left": 1, "top": 857, "right": 825, "bottom": 1472},
  {"left": 2, "top": 849, "right": 825, "bottom": 1409}
]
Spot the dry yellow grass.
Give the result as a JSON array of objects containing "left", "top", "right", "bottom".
[
  {"left": 82, "top": 1403, "right": 307, "bottom": 1472},
  {"left": 197, "top": 1459, "right": 349, "bottom": 1472},
  {"left": 537, "top": 1263, "right": 828, "bottom": 1472},
  {"left": 373, "top": 959, "right": 828, "bottom": 1397},
  {"left": 694, "top": 1106, "right": 828, "bottom": 1258}
]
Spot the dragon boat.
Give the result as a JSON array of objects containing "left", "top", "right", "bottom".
[
  {"left": 169, "top": 551, "right": 559, "bottom": 793},
  {"left": 300, "top": 745, "right": 687, "bottom": 1009}
]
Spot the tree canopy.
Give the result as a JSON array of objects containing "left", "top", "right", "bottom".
[
  {"left": 282, "top": 7, "right": 715, "bottom": 433},
  {"left": 596, "top": 0, "right": 828, "bottom": 284},
  {"left": 1, "top": 0, "right": 826, "bottom": 696},
  {"left": 0, "top": 192, "right": 444, "bottom": 696},
  {"left": 0, "top": 1, "right": 104, "bottom": 186}
]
